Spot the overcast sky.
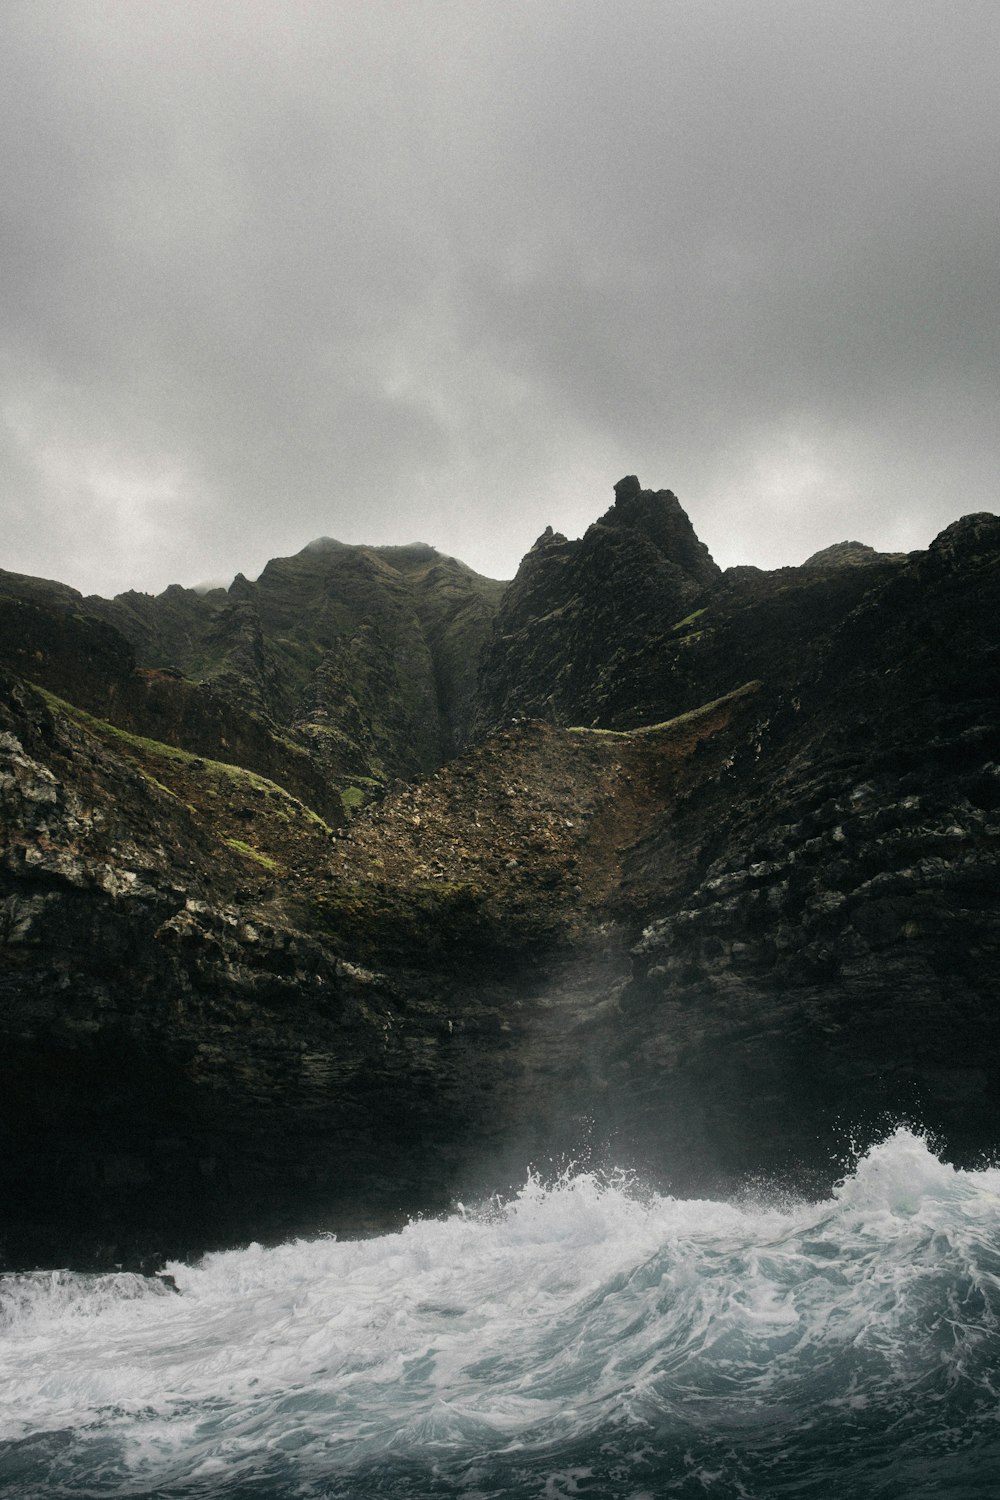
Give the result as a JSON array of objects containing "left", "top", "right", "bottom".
[{"left": 2, "top": 1, "right": 997, "bottom": 597}]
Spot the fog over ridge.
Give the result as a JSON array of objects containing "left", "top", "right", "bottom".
[{"left": 2, "top": 0, "right": 997, "bottom": 598}]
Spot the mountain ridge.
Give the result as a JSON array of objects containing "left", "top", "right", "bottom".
[
  {"left": 2, "top": 534, "right": 506, "bottom": 803},
  {"left": 1, "top": 482, "right": 998, "bottom": 1268}
]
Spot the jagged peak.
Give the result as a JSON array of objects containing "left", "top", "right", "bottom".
[
  {"left": 529, "top": 525, "right": 569, "bottom": 551},
  {"left": 227, "top": 571, "right": 256, "bottom": 600},
  {"left": 597, "top": 477, "right": 720, "bottom": 586},
  {"left": 613, "top": 474, "right": 643, "bottom": 502}
]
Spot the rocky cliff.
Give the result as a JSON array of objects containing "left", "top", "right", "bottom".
[
  {"left": 1, "top": 535, "right": 503, "bottom": 798},
  {"left": 473, "top": 475, "right": 721, "bottom": 732},
  {"left": 93, "top": 540, "right": 503, "bottom": 783},
  {"left": 1, "top": 486, "right": 998, "bottom": 1269},
  {"left": 473, "top": 476, "right": 912, "bottom": 736}
]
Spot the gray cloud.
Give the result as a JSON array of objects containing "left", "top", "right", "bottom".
[{"left": 2, "top": 0, "right": 997, "bottom": 596}]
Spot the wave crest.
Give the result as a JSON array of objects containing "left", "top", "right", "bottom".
[{"left": 3, "top": 1127, "right": 1000, "bottom": 1496}]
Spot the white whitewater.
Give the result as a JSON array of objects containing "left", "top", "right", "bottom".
[{"left": 3, "top": 1128, "right": 1000, "bottom": 1497}]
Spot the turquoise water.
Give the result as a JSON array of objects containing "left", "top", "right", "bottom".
[{"left": 3, "top": 1129, "right": 1000, "bottom": 1498}]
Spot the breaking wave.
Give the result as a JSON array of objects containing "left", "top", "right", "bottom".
[{"left": 3, "top": 1128, "right": 1000, "bottom": 1497}]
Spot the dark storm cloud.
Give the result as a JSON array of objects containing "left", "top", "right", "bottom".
[{"left": 2, "top": 0, "right": 997, "bottom": 595}]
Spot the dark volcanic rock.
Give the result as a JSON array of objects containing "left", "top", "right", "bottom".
[
  {"left": 0, "top": 673, "right": 527, "bottom": 1265},
  {"left": 0, "top": 661, "right": 761, "bottom": 1267},
  {"left": 473, "top": 478, "right": 907, "bottom": 737},
  {"left": 1, "top": 487, "right": 999, "bottom": 1269},
  {"left": 606, "top": 474, "right": 720, "bottom": 587},
  {"left": 0, "top": 593, "right": 341, "bottom": 825},
  {"left": 593, "top": 513, "right": 1000, "bottom": 1192},
  {"left": 86, "top": 539, "right": 505, "bottom": 785},
  {"left": 802, "top": 539, "right": 903, "bottom": 568},
  {"left": 474, "top": 479, "right": 723, "bottom": 733}
]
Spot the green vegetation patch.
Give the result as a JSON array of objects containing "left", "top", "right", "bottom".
[
  {"left": 224, "top": 838, "right": 279, "bottom": 871},
  {"left": 32, "top": 686, "right": 332, "bottom": 833},
  {"left": 670, "top": 606, "right": 707, "bottom": 632},
  {"left": 566, "top": 681, "right": 762, "bottom": 738}
]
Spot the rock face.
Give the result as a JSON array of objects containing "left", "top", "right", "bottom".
[
  {"left": 1, "top": 487, "right": 999, "bottom": 1269},
  {"left": 2, "top": 537, "right": 504, "bottom": 796},
  {"left": 0, "top": 666, "right": 758, "bottom": 1266},
  {"left": 606, "top": 521, "right": 1000, "bottom": 1189},
  {"left": 474, "top": 478, "right": 722, "bottom": 732},
  {"left": 802, "top": 539, "right": 903, "bottom": 568},
  {"left": 0, "top": 592, "right": 342, "bottom": 825},
  {"left": 472, "top": 477, "right": 915, "bottom": 739},
  {"left": 86, "top": 540, "right": 504, "bottom": 784}
]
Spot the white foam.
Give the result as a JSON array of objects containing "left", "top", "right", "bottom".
[{"left": 2, "top": 1130, "right": 999, "bottom": 1492}]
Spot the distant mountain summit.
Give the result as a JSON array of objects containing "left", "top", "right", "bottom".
[
  {"left": 181, "top": 537, "right": 503, "bottom": 779},
  {"left": 8, "top": 539, "right": 504, "bottom": 791},
  {"left": 602, "top": 474, "right": 720, "bottom": 586},
  {"left": 802, "top": 540, "right": 904, "bottom": 568},
  {"left": 473, "top": 477, "right": 724, "bottom": 732}
]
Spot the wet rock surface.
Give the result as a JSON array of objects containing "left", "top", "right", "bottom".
[{"left": 1, "top": 491, "right": 998, "bottom": 1268}]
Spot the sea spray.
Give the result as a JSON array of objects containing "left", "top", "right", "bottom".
[{"left": 2, "top": 1128, "right": 1000, "bottom": 1497}]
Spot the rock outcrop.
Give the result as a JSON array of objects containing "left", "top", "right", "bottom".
[
  {"left": 473, "top": 478, "right": 723, "bottom": 733},
  {"left": 802, "top": 539, "right": 904, "bottom": 568}
]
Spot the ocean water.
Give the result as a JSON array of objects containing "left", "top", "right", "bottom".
[{"left": 3, "top": 1129, "right": 1000, "bottom": 1498}]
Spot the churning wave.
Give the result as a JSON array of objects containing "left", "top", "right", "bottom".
[{"left": 3, "top": 1128, "right": 1000, "bottom": 1498}]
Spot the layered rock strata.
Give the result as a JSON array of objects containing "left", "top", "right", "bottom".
[{"left": 1, "top": 490, "right": 998, "bottom": 1270}]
